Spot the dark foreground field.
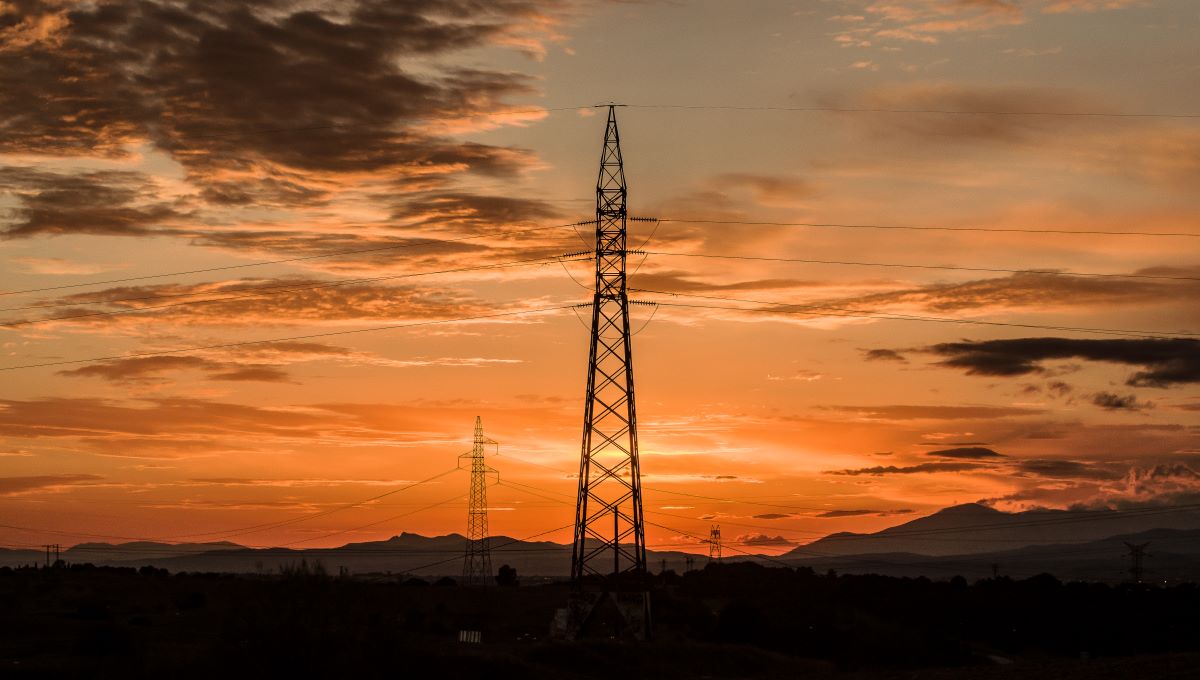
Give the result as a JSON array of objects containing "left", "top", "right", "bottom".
[{"left": 2, "top": 561, "right": 1199, "bottom": 679}]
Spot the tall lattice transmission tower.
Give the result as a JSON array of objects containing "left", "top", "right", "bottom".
[
  {"left": 461, "top": 416, "right": 497, "bottom": 586},
  {"left": 566, "top": 105, "right": 650, "bottom": 638}
]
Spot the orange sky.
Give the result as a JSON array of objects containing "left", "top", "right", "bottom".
[{"left": 1, "top": 0, "right": 1198, "bottom": 556}]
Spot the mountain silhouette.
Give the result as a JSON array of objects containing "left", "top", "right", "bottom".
[{"left": 787, "top": 502, "right": 1200, "bottom": 557}]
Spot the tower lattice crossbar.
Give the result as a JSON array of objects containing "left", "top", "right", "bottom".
[
  {"left": 567, "top": 105, "right": 651, "bottom": 636},
  {"left": 461, "top": 416, "right": 497, "bottom": 586}
]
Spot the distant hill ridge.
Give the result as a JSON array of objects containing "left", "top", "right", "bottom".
[
  {"left": 6, "top": 503, "right": 1200, "bottom": 580},
  {"left": 787, "top": 502, "right": 1200, "bottom": 557}
]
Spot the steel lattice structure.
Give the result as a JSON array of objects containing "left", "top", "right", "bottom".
[
  {"left": 462, "top": 416, "right": 497, "bottom": 586},
  {"left": 565, "top": 107, "right": 650, "bottom": 638}
]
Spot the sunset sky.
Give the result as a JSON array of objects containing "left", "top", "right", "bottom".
[{"left": 1, "top": 0, "right": 1198, "bottom": 556}]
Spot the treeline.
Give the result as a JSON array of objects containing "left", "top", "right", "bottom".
[{"left": 2, "top": 561, "right": 1199, "bottom": 678}]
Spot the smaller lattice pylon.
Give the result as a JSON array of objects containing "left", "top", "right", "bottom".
[
  {"left": 1124, "top": 541, "right": 1151, "bottom": 584},
  {"left": 460, "top": 417, "right": 499, "bottom": 586},
  {"left": 708, "top": 525, "right": 722, "bottom": 563}
]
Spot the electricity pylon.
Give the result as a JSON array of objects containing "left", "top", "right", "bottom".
[
  {"left": 461, "top": 416, "right": 497, "bottom": 586},
  {"left": 1124, "top": 541, "right": 1150, "bottom": 584},
  {"left": 708, "top": 525, "right": 722, "bottom": 563},
  {"left": 567, "top": 104, "right": 650, "bottom": 638}
]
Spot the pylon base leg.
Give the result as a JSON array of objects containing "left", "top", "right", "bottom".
[{"left": 551, "top": 590, "right": 650, "bottom": 641}]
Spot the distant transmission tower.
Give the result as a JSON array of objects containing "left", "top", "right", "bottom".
[
  {"left": 1124, "top": 541, "right": 1151, "bottom": 584},
  {"left": 461, "top": 417, "right": 497, "bottom": 586},
  {"left": 708, "top": 525, "right": 722, "bottom": 563},
  {"left": 567, "top": 104, "right": 651, "bottom": 639}
]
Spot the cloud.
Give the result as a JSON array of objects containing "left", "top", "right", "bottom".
[
  {"left": 713, "top": 173, "right": 813, "bottom": 204},
  {"left": 57, "top": 356, "right": 292, "bottom": 384},
  {"left": 0, "top": 474, "right": 103, "bottom": 495},
  {"left": 0, "top": 167, "right": 187, "bottom": 238},
  {"left": 1092, "top": 391, "right": 1153, "bottom": 412},
  {"left": 863, "top": 348, "right": 907, "bottom": 362},
  {"left": 35, "top": 277, "right": 501, "bottom": 328},
  {"left": 736, "top": 533, "right": 793, "bottom": 547},
  {"left": 1015, "top": 458, "right": 1127, "bottom": 480},
  {"left": 58, "top": 357, "right": 219, "bottom": 383},
  {"left": 926, "top": 446, "right": 1006, "bottom": 459},
  {"left": 751, "top": 513, "right": 792, "bottom": 520},
  {"left": 207, "top": 367, "right": 293, "bottom": 383},
  {"left": 828, "top": 1, "right": 1135, "bottom": 50},
  {"left": 1042, "top": 0, "right": 1143, "bottom": 14},
  {"left": 924, "top": 337, "right": 1200, "bottom": 387},
  {"left": 632, "top": 270, "right": 826, "bottom": 296},
  {"left": 825, "top": 462, "right": 988, "bottom": 476},
  {"left": 12, "top": 257, "right": 125, "bottom": 276},
  {"left": 814, "top": 508, "right": 913, "bottom": 518},
  {"left": 389, "top": 192, "right": 562, "bottom": 233},
  {"left": 766, "top": 370, "right": 823, "bottom": 382},
  {"left": 828, "top": 271, "right": 1186, "bottom": 315},
  {"left": 0, "top": 0, "right": 564, "bottom": 233},
  {"left": 824, "top": 404, "right": 1041, "bottom": 420}
]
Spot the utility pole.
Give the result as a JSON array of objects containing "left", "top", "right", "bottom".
[
  {"left": 708, "top": 525, "right": 722, "bottom": 563},
  {"left": 685, "top": 555, "right": 695, "bottom": 573},
  {"left": 42, "top": 544, "right": 59, "bottom": 568},
  {"left": 567, "top": 104, "right": 650, "bottom": 639},
  {"left": 1124, "top": 542, "right": 1150, "bottom": 584},
  {"left": 461, "top": 417, "right": 497, "bottom": 586}
]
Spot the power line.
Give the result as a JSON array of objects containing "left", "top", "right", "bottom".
[
  {"left": 373, "top": 521, "right": 578, "bottom": 577},
  {"left": 273, "top": 490, "right": 467, "bottom": 548},
  {"left": 635, "top": 288, "right": 1199, "bottom": 339},
  {"left": 655, "top": 218, "right": 1199, "bottom": 238},
  {"left": 625, "top": 103, "right": 1200, "bottom": 120},
  {"left": 0, "top": 220, "right": 596, "bottom": 298},
  {"left": 0, "top": 303, "right": 576, "bottom": 372},
  {"left": 0, "top": 254, "right": 591, "bottom": 328},
  {"left": 0, "top": 467, "right": 463, "bottom": 544},
  {"left": 644, "top": 251, "right": 1200, "bottom": 282}
]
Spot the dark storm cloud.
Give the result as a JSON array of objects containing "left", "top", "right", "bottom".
[
  {"left": 925, "top": 338, "right": 1200, "bottom": 387},
  {"left": 926, "top": 446, "right": 1006, "bottom": 459},
  {"left": 0, "top": 0, "right": 561, "bottom": 228},
  {"left": 1092, "top": 391, "right": 1153, "bottom": 412},
  {"left": 825, "top": 462, "right": 987, "bottom": 476},
  {"left": 0, "top": 167, "right": 186, "bottom": 238}
]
